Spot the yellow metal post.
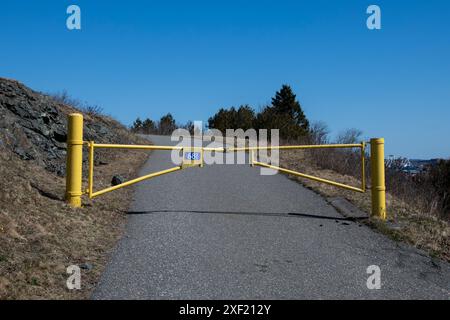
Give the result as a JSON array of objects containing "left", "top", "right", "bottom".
[
  {"left": 250, "top": 150, "right": 255, "bottom": 167},
  {"left": 88, "top": 141, "right": 94, "bottom": 198},
  {"left": 200, "top": 147, "right": 204, "bottom": 168},
  {"left": 370, "top": 138, "right": 386, "bottom": 220},
  {"left": 361, "top": 142, "right": 366, "bottom": 192},
  {"left": 66, "top": 113, "right": 84, "bottom": 208}
]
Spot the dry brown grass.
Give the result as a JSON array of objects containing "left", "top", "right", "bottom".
[
  {"left": 278, "top": 150, "right": 450, "bottom": 262},
  {"left": 0, "top": 144, "right": 149, "bottom": 299}
]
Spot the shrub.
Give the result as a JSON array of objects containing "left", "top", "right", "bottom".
[{"left": 48, "top": 90, "right": 104, "bottom": 116}]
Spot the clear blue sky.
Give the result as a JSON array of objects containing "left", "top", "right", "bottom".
[{"left": 1, "top": 1, "right": 449, "bottom": 159}]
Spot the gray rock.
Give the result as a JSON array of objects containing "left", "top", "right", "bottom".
[
  {"left": 0, "top": 78, "right": 130, "bottom": 176},
  {"left": 79, "top": 263, "right": 93, "bottom": 271},
  {"left": 327, "top": 197, "right": 368, "bottom": 219},
  {"left": 111, "top": 175, "right": 125, "bottom": 186}
]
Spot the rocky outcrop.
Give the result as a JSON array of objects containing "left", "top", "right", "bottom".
[{"left": 0, "top": 78, "right": 133, "bottom": 176}]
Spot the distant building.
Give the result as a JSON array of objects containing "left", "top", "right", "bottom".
[{"left": 386, "top": 157, "right": 440, "bottom": 175}]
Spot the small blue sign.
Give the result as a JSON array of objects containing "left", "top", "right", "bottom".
[{"left": 185, "top": 152, "right": 201, "bottom": 161}]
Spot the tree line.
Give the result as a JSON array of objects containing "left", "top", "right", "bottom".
[
  {"left": 131, "top": 84, "right": 311, "bottom": 141},
  {"left": 207, "top": 85, "right": 309, "bottom": 141},
  {"left": 131, "top": 113, "right": 195, "bottom": 135}
]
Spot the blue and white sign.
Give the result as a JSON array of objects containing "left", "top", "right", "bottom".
[{"left": 184, "top": 152, "right": 201, "bottom": 161}]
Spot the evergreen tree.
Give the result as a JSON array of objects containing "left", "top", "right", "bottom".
[
  {"left": 259, "top": 84, "right": 310, "bottom": 140},
  {"left": 208, "top": 105, "right": 256, "bottom": 132},
  {"left": 236, "top": 105, "right": 256, "bottom": 131},
  {"left": 184, "top": 121, "right": 194, "bottom": 134},
  {"left": 131, "top": 117, "right": 143, "bottom": 133},
  {"left": 158, "top": 113, "right": 176, "bottom": 135},
  {"left": 207, "top": 85, "right": 309, "bottom": 141},
  {"left": 208, "top": 108, "right": 234, "bottom": 133},
  {"left": 271, "top": 84, "right": 309, "bottom": 133},
  {"left": 142, "top": 118, "right": 156, "bottom": 134}
]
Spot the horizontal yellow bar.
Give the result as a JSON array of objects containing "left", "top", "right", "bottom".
[
  {"left": 229, "top": 144, "right": 363, "bottom": 152},
  {"left": 203, "top": 143, "right": 363, "bottom": 153},
  {"left": 253, "top": 161, "right": 365, "bottom": 193},
  {"left": 90, "top": 143, "right": 362, "bottom": 152},
  {"left": 92, "top": 143, "right": 183, "bottom": 151},
  {"left": 202, "top": 147, "right": 226, "bottom": 152},
  {"left": 90, "top": 166, "right": 182, "bottom": 198}
]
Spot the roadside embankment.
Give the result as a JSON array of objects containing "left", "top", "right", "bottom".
[{"left": 0, "top": 78, "right": 149, "bottom": 299}]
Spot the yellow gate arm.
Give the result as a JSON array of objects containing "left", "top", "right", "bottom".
[
  {"left": 89, "top": 165, "right": 181, "bottom": 198},
  {"left": 87, "top": 141, "right": 184, "bottom": 199},
  {"left": 253, "top": 161, "right": 365, "bottom": 193}
]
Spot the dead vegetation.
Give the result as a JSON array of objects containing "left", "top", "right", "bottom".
[
  {"left": 0, "top": 144, "right": 149, "bottom": 299},
  {"left": 278, "top": 148, "right": 450, "bottom": 262},
  {"left": 0, "top": 79, "right": 152, "bottom": 299}
]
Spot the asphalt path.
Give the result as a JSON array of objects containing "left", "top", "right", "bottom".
[{"left": 92, "top": 135, "right": 450, "bottom": 299}]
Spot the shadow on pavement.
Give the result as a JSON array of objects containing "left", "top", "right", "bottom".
[{"left": 125, "top": 209, "right": 367, "bottom": 222}]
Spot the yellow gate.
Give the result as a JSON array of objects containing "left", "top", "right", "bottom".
[{"left": 65, "top": 114, "right": 386, "bottom": 220}]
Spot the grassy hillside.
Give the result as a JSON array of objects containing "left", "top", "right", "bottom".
[{"left": 0, "top": 78, "right": 149, "bottom": 299}]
